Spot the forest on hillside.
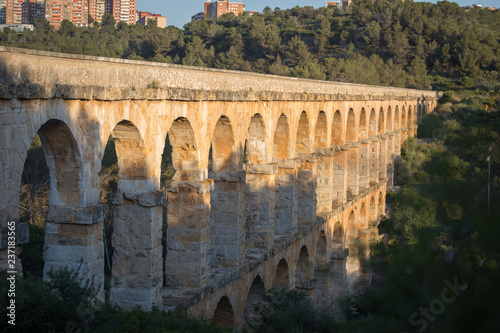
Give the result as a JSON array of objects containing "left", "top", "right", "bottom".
[
  {"left": 0, "top": 0, "right": 499, "bottom": 90},
  {"left": 1, "top": 1, "right": 500, "bottom": 332}
]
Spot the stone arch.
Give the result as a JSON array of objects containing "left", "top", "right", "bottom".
[
  {"left": 245, "top": 113, "right": 272, "bottom": 250},
  {"left": 296, "top": 111, "right": 315, "bottom": 226},
  {"left": 345, "top": 210, "right": 357, "bottom": 245},
  {"left": 346, "top": 108, "right": 357, "bottom": 142},
  {"left": 274, "top": 259, "right": 290, "bottom": 289},
  {"left": 330, "top": 221, "right": 345, "bottom": 300},
  {"left": 332, "top": 222, "right": 343, "bottom": 255},
  {"left": 245, "top": 113, "right": 267, "bottom": 164},
  {"left": 110, "top": 119, "right": 163, "bottom": 308},
  {"left": 417, "top": 101, "right": 423, "bottom": 124},
  {"left": 296, "top": 111, "right": 311, "bottom": 154},
  {"left": 210, "top": 115, "right": 236, "bottom": 172},
  {"left": 208, "top": 115, "right": 241, "bottom": 270},
  {"left": 369, "top": 108, "right": 377, "bottom": 136},
  {"left": 295, "top": 245, "right": 312, "bottom": 290},
  {"left": 213, "top": 296, "right": 235, "bottom": 328},
  {"left": 407, "top": 106, "right": 413, "bottom": 128},
  {"left": 359, "top": 203, "right": 368, "bottom": 230},
  {"left": 314, "top": 111, "right": 331, "bottom": 214},
  {"left": 331, "top": 110, "right": 343, "bottom": 145},
  {"left": 315, "top": 230, "right": 328, "bottom": 270},
  {"left": 359, "top": 108, "right": 368, "bottom": 139},
  {"left": 314, "top": 230, "right": 330, "bottom": 307},
  {"left": 345, "top": 210, "right": 360, "bottom": 293},
  {"left": 35, "top": 119, "right": 83, "bottom": 206},
  {"left": 168, "top": 117, "right": 200, "bottom": 181},
  {"left": 346, "top": 108, "right": 359, "bottom": 197},
  {"left": 23, "top": 119, "right": 88, "bottom": 281},
  {"left": 369, "top": 196, "right": 377, "bottom": 222},
  {"left": 395, "top": 106, "right": 400, "bottom": 129},
  {"left": 314, "top": 111, "right": 328, "bottom": 149},
  {"left": 273, "top": 113, "right": 290, "bottom": 159},
  {"left": 386, "top": 106, "right": 393, "bottom": 132},
  {"left": 244, "top": 275, "right": 265, "bottom": 327},
  {"left": 274, "top": 113, "right": 295, "bottom": 237},
  {"left": 378, "top": 191, "right": 384, "bottom": 216},
  {"left": 401, "top": 106, "right": 407, "bottom": 129},
  {"left": 378, "top": 108, "right": 385, "bottom": 134},
  {"left": 110, "top": 119, "right": 151, "bottom": 191}
]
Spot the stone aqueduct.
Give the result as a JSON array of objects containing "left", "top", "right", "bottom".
[{"left": 0, "top": 47, "right": 439, "bottom": 328}]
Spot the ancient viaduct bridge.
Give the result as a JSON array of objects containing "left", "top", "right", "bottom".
[{"left": 0, "top": 47, "right": 438, "bottom": 328}]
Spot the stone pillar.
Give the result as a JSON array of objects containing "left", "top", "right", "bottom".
[
  {"left": 297, "top": 154, "right": 317, "bottom": 228},
  {"left": 357, "top": 229, "right": 371, "bottom": 293},
  {"left": 208, "top": 171, "right": 246, "bottom": 270},
  {"left": 400, "top": 129, "right": 408, "bottom": 143},
  {"left": 314, "top": 255, "right": 334, "bottom": 309},
  {"left": 368, "top": 218, "right": 381, "bottom": 244},
  {"left": 244, "top": 163, "right": 276, "bottom": 251},
  {"left": 109, "top": 191, "right": 164, "bottom": 310},
  {"left": 43, "top": 204, "right": 107, "bottom": 297},
  {"left": 274, "top": 159, "right": 298, "bottom": 237},
  {"left": 386, "top": 133, "right": 395, "bottom": 188},
  {"left": 165, "top": 180, "right": 212, "bottom": 289},
  {"left": 332, "top": 148, "right": 347, "bottom": 205},
  {"left": 358, "top": 140, "right": 371, "bottom": 190},
  {"left": 0, "top": 221, "right": 29, "bottom": 275},
  {"left": 345, "top": 243, "right": 360, "bottom": 295},
  {"left": 378, "top": 136, "right": 388, "bottom": 181},
  {"left": 411, "top": 126, "right": 416, "bottom": 138},
  {"left": 315, "top": 149, "right": 335, "bottom": 216},
  {"left": 345, "top": 144, "right": 360, "bottom": 199},
  {"left": 394, "top": 130, "right": 402, "bottom": 159},
  {"left": 330, "top": 247, "right": 347, "bottom": 301},
  {"left": 315, "top": 266, "right": 333, "bottom": 308},
  {"left": 369, "top": 137, "right": 379, "bottom": 186}
]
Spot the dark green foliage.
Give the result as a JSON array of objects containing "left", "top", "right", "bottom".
[
  {"left": 257, "top": 289, "right": 335, "bottom": 333},
  {"left": 90, "top": 306, "right": 230, "bottom": 333},
  {"left": 1, "top": 267, "right": 97, "bottom": 332},
  {"left": 1, "top": 2, "right": 498, "bottom": 89},
  {"left": 19, "top": 224, "right": 44, "bottom": 277},
  {"left": 0, "top": 268, "right": 230, "bottom": 333},
  {"left": 342, "top": 81, "right": 500, "bottom": 332}
]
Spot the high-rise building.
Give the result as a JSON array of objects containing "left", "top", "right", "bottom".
[
  {"left": 204, "top": 0, "right": 244, "bottom": 20},
  {"left": 2, "top": 0, "right": 137, "bottom": 27},
  {"left": 0, "top": 0, "right": 37, "bottom": 24},
  {"left": 0, "top": 0, "right": 7, "bottom": 24},
  {"left": 0, "top": 0, "right": 43, "bottom": 25},
  {"left": 89, "top": 0, "right": 105, "bottom": 23},
  {"left": 35, "top": 0, "right": 44, "bottom": 20},
  {"left": 105, "top": 0, "right": 135, "bottom": 25},
  {"left": 22, "top": 0, "right": 38, "bottom": 23},
  {"left": 45, "top": 0, "right": 89, "bottom": 29},
  {"left": 5, "top": 0, "right": 22, "bottom": 24}
]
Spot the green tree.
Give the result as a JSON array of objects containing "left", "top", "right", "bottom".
[
  {"left": 101, "top": 13, "right": 116, "bottom": 27},
  {"left": 285, "top": 35, "right": 315, "bottom": 67}
]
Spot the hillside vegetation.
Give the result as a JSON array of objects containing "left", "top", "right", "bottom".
[
  {"left": 1, "top": 0, "right": 499, "bottom": 90},
  {"left": 339, "top": 82, "right": 500, "bottom": 332}
]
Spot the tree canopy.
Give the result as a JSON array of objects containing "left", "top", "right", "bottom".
[{"left": 1, "top": 1, "right": 498, "bottom": 89}]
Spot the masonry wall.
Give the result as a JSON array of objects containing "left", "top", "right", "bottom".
[{"left": 0, "top": 47, "right": 439, "bottom": 326}]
